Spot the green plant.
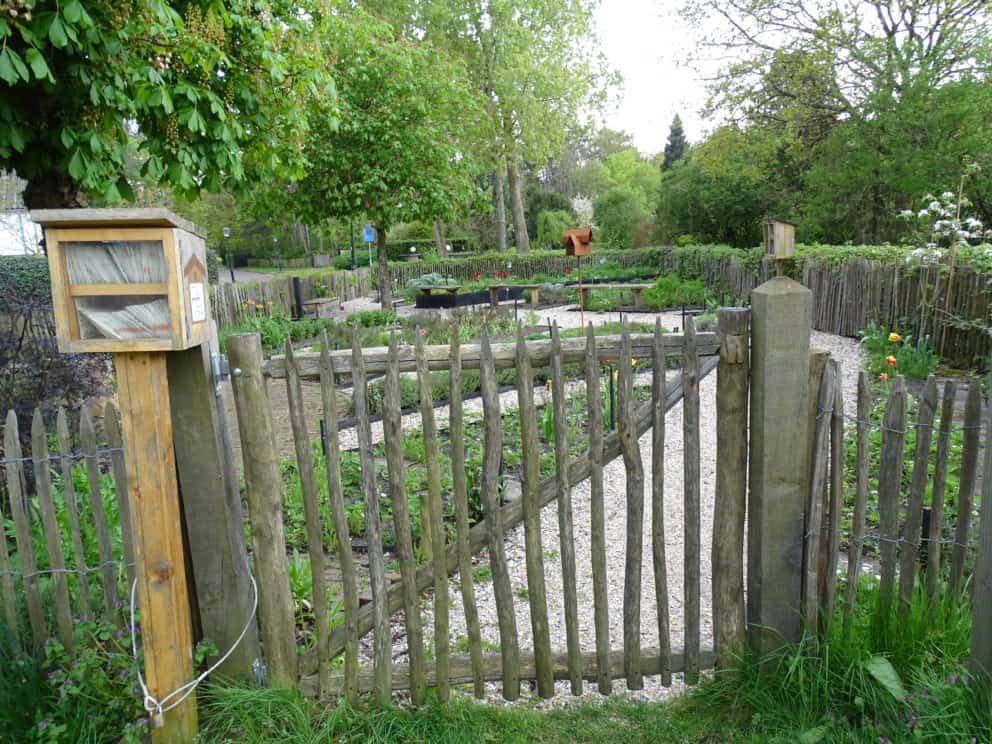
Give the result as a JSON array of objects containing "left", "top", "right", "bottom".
[
  {"left": 0, "top": 622, "right": 148, "bottom": 744},
  {"left": 472, "top": 564, "right": 492, "bottom": 583},
  {"left": 860, "top": 324, "right": 939, "bottom": 380},
  {"left": 345, "top": 309, "right": 398, "bottom": 328},
  {"left": 642, "top": 273, "right": 709, "bottom": 309}
]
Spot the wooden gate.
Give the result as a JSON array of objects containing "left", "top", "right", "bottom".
[{"left": 228, "top": 310, "right": 749, "bottom": 702}]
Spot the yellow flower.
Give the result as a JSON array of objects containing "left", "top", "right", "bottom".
[
  {"left": 545, "top": 379, "right": 552, "bottom": 392},
  {"left": 888, "top": 332, "right": 902, "bottom": 343},
  {"left": 885, "top": 355, "right": 897, "bottom": 367}
]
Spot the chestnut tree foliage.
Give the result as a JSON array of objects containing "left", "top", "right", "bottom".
[{"left": 0, "top": 0, "right": 339, "bottom": 208}]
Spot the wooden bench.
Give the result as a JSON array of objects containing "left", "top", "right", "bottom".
[
  {"left": 301, "top": 296, "right": 339, "bottom": 318},
  {"left": 576, "top": 283, "right": 654, "bottom": 309},
  {"left": 417, "top": 285, "right": 461, "bottom": 297},
  {"left": 488, "top": 284, "right": 541, "bottom": 308}
]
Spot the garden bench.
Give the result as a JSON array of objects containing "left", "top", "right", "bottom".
[
  {"left": 576, "top": 283, "right": 653, "bottom": 309},
  {"left": 489, "top": 283, "right": 541, "bottom": 308}
]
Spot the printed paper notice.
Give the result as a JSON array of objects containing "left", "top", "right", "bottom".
[{"left": 189, "top": 282, "right": 206, "bottom": 323}]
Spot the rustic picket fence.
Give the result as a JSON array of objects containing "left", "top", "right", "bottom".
[
  {"left": 661, "top": 250, "right": 991, "bottom": 368},
  {"left": 3, "top": 310, "right": 992, "bottom": 705},
  {"left": 0, "top": 404, "right": 135, "bottom": 653},
  {"left": 211, "top": 268, "right": 374, "bottom": 330}
]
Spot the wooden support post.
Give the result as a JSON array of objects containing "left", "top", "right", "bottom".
[
  {"left": 115, "top": 351, "right": 197, "bottom": 742},
  {"left": 747, "top": 277, "right": 812, "bottom": 654},
  {"left": 226, "top": 334, "right": 298, "bottom": 688},
  {"left": 167, "top": 342, "right": 260, "bottom": 678},
  {"left": 713, "top": 308, "right": 749, "bottom": 667}
]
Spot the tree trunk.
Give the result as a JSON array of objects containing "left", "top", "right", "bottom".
[
  {"left": 376, "top": 227, "right": 392, "bottom": 309},
  {"left": 433, "top": 220, "right": 446, "bottom": 256},
  {"left": 508, "top": 158, "right": 530, "bottom": 253},
  {"left": 22, "top": 171, "right": 88, "bottom": 211},
  {"left": 494, "top": 170, "right": 508, "bottom": 253}
]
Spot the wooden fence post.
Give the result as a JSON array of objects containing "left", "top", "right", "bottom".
[
  {"left": 167, "top": 341, "right": 260, "bottom": 678},
  {"left": 713, "top": 308, "right": 749, "bottom": 667},
  {"left": 747, "top": 276, "right": 812, "bottom": 654},
  {"left": 226, "top": 333, "right": 298, "bottom": 688},
  {"left": 970, "top": 380, "right": 992, "bottom": 680}
]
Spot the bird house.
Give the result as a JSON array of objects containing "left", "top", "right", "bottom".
[
  {"left": 563, "top": 227, "right": 592, "bottom": 257},
  {"left": 763, "top": 219, "right": 795, "bottom": 260},
  {"left": 33, "top": 208, "right": 210, "bottom": 353}
]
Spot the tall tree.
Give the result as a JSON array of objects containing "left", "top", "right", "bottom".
[
  {"left": 0, "top": 0, "right": 338, "bottom": 208},
  {"left": 285, "top": 13, "right": 485, "bottom": 306},
  {"left": 367, "top": 0, "right": 615, "bottom": 251},
  {"left": 662, "top": 115, "right": 688, "bottom": 171}
]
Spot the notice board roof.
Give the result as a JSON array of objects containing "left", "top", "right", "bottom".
[{"left": 31, "top": 208, "right": 206, "bottom": 238}]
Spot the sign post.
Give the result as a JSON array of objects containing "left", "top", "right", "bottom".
[{"left": 363, "top": 224, "right": 375, "bottom": 269}]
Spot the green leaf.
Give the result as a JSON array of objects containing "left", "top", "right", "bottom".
[
  {"left": 865, "top": 655, "right": 907, "bottom": 702},
  {"left": 68, "top": 149, "right": 86, "bottom": 180},
  {"left": 0, "top": 49, "right": 18, "bottom": 85},
  {"left": 798, "top": 726, "right": 830, "bottom": 743},
  {"left": 24, "top": 49, "right": 52, "bottom": 82},
  {"left": 62, "top": 0, "right": 84, "bottom": 24},
  {"left": 7, "top": 125, "right": 25, "bottom": 152},
  {"left": 48, "top": 16, "right": 68, "bottom": 48},
  {"left": 60, "top": 128, "right": 74, "bottom": 149}
]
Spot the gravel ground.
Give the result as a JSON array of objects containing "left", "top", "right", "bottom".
[{"left": 327, "top": 301, "right": 867, "bottom": 707}]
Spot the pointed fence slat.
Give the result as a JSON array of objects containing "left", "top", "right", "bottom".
[
  {"left": 877, "top": 377, "right": 907, "bottom": 628},
  {"left": 618, "top": 321, "right": 645, "bottom": 689},
  {"left": 480, "top": 332, "right": 520, "bottom": 701},
  {"left": 33, "top": 410, "right": 74, "bottom": 652},
  {"left": 822, "top": 361, "right": 844, "bottom": 628},
  {"left": 551, "top": 322, "right": 582, "bottom": 695},
  {"left": 5, "top": 411, "right": 47, "bottom": 652},
  {"left": 0, "top": 485, "right": 18, "bottom": 638},
  {"left": 681, "top": 317, "right": 701, "bottom": 684},
  {"left": 352, "top": 332, "right": 391, "bottom": 704},
  {"left": 285, "top": 341, "right": 330, "bottom": 696},
  {"left": 318, "top": 330, "right": 361, "bottom": 704},
  {"left": 950, "top": 379, "right": 981, "bottom": 596},
  {"left": 103, "top": 403, "right": 136, "bottom": 593},
  {"left": 926, "top": 381, "right": 956, "bottom": 600},
  {"left": 651, "top": 319, "right": 672, "bottom": 685},
  {"left": 970, "top": 378, "right": 992, "bottom": 677},
  {"left": 57, "top": 408, "right": 91, "bottom": 621},
  {"left": 844, "top": 371, "right": 871, "bottom": 634},
  {"left": 515, "top": 325, "right": 554, "bottom": 699},
  {"left": 585, "top": 325, "right": 611, "bottom": 694},
  {"left": 81, "top": 408, "right": 119, "bottom": 620},
  {"left": 415, "top": 333, "right": 450, "bottom": 701},
  {"left": 383, "top": 337, "right": 426, "bottom": 704},
  {"left": 226, "top": 333, "right": 298, "bottom": 687},
  {"left": 448, "top": 330, "right": 485, "bottom": 699},
  {"left": 899, "top": 376, "right": 938, "bottom": 617},
  {"left": 713, "top": 308, "right": 748, "bottom": 666}
]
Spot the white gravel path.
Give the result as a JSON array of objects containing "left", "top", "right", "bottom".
[{"left": 333, "top": 298, "right": 867, "bottom": 707}]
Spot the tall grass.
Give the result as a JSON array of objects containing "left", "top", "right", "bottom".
[{"left": 197, "top": 578, "right": 988, "bottom": 744}]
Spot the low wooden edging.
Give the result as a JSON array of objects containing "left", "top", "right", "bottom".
[
  {"left": 302, "top": 647, "right": 716, "bottom": 697},
  {"left": 300, "top": 354, "right": 719, "bottom": 672},
  {"left": 260, "top": 332, "right": 720, "bottom": 379}
]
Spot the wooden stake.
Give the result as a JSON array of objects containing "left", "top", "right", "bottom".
[{"left": 115, "top": 351, "right": 197, "bottom": 742}]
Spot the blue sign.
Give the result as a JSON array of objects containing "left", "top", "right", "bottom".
[{"left": 362, "top": 225, "right": 375, "bottom": 243}]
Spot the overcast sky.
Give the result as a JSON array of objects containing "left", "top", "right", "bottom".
[{"left": 594, "top": 0, "right": 710, "bottom": 156}]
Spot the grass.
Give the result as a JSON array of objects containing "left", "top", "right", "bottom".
[{"left": 193, "top": 579, "right": 989, "bottom": 743}]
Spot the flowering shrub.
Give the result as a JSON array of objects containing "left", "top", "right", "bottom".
[{"left": 861, "top": 324, "right": 939, "bottom": 380}]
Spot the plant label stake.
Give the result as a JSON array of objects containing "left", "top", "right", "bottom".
[{"left": 35, "top": 208, "right": 208, "bottom": 744}]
